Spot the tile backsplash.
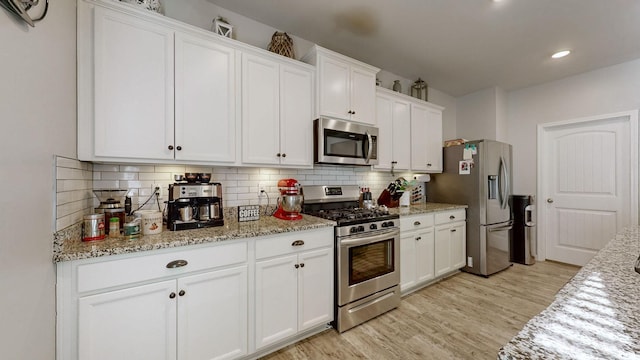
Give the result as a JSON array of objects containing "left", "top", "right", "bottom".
[{"left": 55, "top": 156, "right": 422, "bottom": 231}]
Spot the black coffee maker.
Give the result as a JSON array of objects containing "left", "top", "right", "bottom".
[{"left": 166, "top": 176, "right": 223, "bottom": 231}]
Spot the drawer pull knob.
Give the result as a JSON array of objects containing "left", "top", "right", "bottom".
[
  {"left": 300, "top": 263, "right": 305, "bottom": 268},
  {"left": 169, "top": 292, "right": 176, "bottom": 299},
  {"left": 416, "top": 236, "right": 421, "bottom": 241},
  {"left": 166, "top": 259, "right": 188, "bottom": 268},
  {"left": 451, "top": 229, "right": 457, "bottom": 232},
  {"left": 179, "top": 290, "right": 186, "bottom": 296},
  {"left": 291, "top": 240, "right": 305, "bottom": 247},
  {"left": 414, "top": 221, "right": 421, "bottom": 226},
  {"left": 449, "top": 215, "right": 455, "bottom": 220},
  {"left": 294, "top": 264, "right": 300, "bottom": 269}
]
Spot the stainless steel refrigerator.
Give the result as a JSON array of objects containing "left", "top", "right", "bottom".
[{"left": 427, "top": 140, "right": 513, "bottom": 276}]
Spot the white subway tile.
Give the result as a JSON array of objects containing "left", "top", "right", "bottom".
[
  {"left": 236, "top": 168, "right": 260, "bottom": 174},
  {"left": 120, "top": 165, "right": 155, "bottom": 172},
  {"left": 155, "top": 165, "right": 187, "bottom": 173},
  {"left": 93, "top": 164, "right": 120, "bottom": 172},
  {"left": 93, "top": 180, "right": 120, "bottom": 189},
  {"left": 101, "top": 172, "right": 138, "bottom": 181}
]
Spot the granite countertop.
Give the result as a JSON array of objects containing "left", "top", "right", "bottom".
[
  {"left": 389, "top": 202, "right": 467, "bottom": 216},
  {"left": 54, "top": 214, "right": 335, "bottom": 262},
  {"left": 498, "top": 225, "right": 640, "bottom": 360}
]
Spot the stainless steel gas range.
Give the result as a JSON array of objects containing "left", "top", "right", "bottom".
[{"left": 302, "top": 185, "right": 401, "bottom": 333}]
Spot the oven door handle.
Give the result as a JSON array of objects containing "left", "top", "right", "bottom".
[{"left": 339, "top": 229, "right": 399, "bottom": 247}]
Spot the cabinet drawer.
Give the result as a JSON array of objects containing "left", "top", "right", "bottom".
[
  {"left": 434, "top": 209, "right": 466, "bottom": 225},
  {"left": 255, "top": 228, "right": 333, "bottom": 260},
  {"left": 77, "top": 241, "right": 247, "bottom": 293},
  {"left": 399, "top": 214, "right": 434, "bottom": 232}
]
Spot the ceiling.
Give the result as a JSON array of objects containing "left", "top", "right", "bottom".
[{"left": 206, "top": 0, "right": 640, "bottom": 97}]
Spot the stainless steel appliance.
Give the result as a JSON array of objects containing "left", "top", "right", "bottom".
[
  {"left": 509, "top": 195, "right": 536, "bottom": 265},
  {"left": 314, "top": 118, "right": 378, "bottom": 166},
  {"left": 167, "top": 182, "right": 223, "bottom": 231},
  {"left": 427, "top": 139, "right": 513, "bottom": 276},
  {"left": 303, "top": 185, "right": 400, "bottom": 332}
]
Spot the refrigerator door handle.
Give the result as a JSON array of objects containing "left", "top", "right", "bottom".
[
  {"left": 488, "top": 222, "right": 513, "bottom": 232},
  {"left": 499, "top": 156, "right": 508, "bottom": 209}
]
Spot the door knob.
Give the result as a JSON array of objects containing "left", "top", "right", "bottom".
[{"left": 547, "top": 198, "right": 554, "bottom": 203}]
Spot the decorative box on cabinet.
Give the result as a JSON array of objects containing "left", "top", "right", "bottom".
[
  {"left": 302, "top": 45, "right": 379, "bottom": 125},
  {"left": 254, "top": 229, "right": 333, "bottom": 350},
  {"left": 241, "top": 51, "right": 314, "bottom": 167},
  {"left": 57, "top": 241, "right": 249, "bottom": 360}
]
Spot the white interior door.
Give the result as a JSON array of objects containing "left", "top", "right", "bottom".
[{"left": 539, "top": 111, "right": 638, "bottom": 265}]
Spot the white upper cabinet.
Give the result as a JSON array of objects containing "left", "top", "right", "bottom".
[
  {"left": 374, "top": 92, "right": 411, "bottom": 171},
  {"left": 174, "top": 32, "right": 237, "bottom": 163},
  {"left": 411, "top": 102, "right": 444, "bottom": 173},
  {"left": 241, "top": 52, "right": 314, "bottom": 167},
  {"left": 303, "top": 45, "right": 379, "bottom": 125},
  {"left": 90, "top": 6, "right": 175, "bottom": 160}
]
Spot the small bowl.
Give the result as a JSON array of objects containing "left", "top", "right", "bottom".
[
  {"left": 198, "top": 173, "right": 211, "bottom": 183},
  {"left": 184, "top": 173, "right": 198, "bottom": 183}
]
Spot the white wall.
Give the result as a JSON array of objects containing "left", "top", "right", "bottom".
[
  {"left": 507, "top": 58, "right": 640, "bottom": 196},
  {"left": 0, "top": 2, "right": 77, "bottom": 359}
]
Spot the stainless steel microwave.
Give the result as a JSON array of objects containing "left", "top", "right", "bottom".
[{"left": 314, "top": 118, "right": 378, "bottom": 166}]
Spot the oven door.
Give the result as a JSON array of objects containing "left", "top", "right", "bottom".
[
  {"left": 337, "top": 228, "right": 399, "bottom": 306},
  {"left": 315, "top": 118, "right": 378, "bottom": 165}
]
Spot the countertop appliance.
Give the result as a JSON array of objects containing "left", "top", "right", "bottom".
[
  {"left": 427, "top": 139, "right": 513, "bottom": 276},
  {"left": 314, "top": 117, "right": 378, "bottom": 166},
  {"left": 509, "top": 195, "right": 536, "bottom": 265},
  {"left": 302, "top": 185, "right": 400, "bottom": 332},
  {"left": 93, "top": 189, "right": 128, "bottom": 235},
  {"left": 167, "top": 182, "right": 223, "bottom": 231},
  {"left": 273, "top": 178, "right": 303, "bottom": 220}
]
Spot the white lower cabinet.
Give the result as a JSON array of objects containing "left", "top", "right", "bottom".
[
  {"left": 399, "top": 209, "right": 466, "bottom": 294},
  {"left": 254, "top": 231, "right": 333, "bottom": 350},
  {"left": 57, "top": 228, "right": 334, "bottom": 360}
]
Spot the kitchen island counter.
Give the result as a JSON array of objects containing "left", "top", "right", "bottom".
[
  {"left": 54, "top": 213, "right": 335, "bottom": 262},
  {"left": 498, "top": 225, "right": 640, "bottom": 360}
]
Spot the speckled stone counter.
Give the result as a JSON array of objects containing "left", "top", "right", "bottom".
[
  {"left": 498, "top": 225, "right": 640, "bottom": 360},
  {"left": 389, "top": 202, "right": 468, "bottom": 216},
  {"left": 54, "top": 214, "right": 335, "bottom": 262}
]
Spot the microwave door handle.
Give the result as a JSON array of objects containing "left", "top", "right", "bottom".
[{"left": 365, "top": 131, "right": 373, "bottom": 163}]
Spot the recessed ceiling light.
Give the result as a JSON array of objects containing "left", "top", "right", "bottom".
[{"left": 551, "top": 50, "right": 571, "bottom": 59}]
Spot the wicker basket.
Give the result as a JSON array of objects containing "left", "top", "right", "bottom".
[{"left": 268, "top": 32, "right": 295, "bottom": 58}]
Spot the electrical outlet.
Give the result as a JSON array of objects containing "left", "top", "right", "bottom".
[
  {"left": 152, "top": 184, "right": 162, "bottom": 197},
  {"left": 258, "top": 183, "right": 266, "bottom": 198}
]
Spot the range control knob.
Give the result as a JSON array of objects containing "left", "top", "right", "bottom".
[
  {"left": 350, "top": 227, "right": 358, "bottom": 234},
  {"left": 358, "top": 225, "right": 365, "bottom": 232},
  {"left": 384, "top": 221, "right": 395, "bottom": 228},
  {"left": 381, "top": 222, "right": 388, "bottom": 228},
  {"left": 370, "top": 223, "right": 377, "bottom": 230}
]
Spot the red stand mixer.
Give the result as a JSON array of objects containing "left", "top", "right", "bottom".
[{"left": 273, "top": 178, "right": 304, "bottom": 220}]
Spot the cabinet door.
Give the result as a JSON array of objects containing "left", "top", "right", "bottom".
[
  {"left": 400, "top": 233, "right": 417, "bottom": 291},
  {"left": 425, "top": 108, "right": 443, "bottom": 172},
  {"left": 415, "top": 228, "right": 435, "bottom": 283},
  {"left": 374, "top": 94, "right": 394, "bottom": 170},
  {"left": 317, "top": 55, "right": 350, "bottom": 120},
  {"left": 349, "top": 66, "right": 377, "bottom": 125},
  {"left": 280, "top": 64, "right": 313, "bottom": 166},
  {"left": 298, "top": 247, "right": 333, "bottom": 331},
  {"left": 242, "top": 53, "right": 280, "bottom": 165},
  {"left": 93, "top": 7, "right": 174, "bottom": 160},
  {"left": 175, "top": 32, "right": 237, "bottom": 163},
  {"left": 177, "top": 266, "right": 248, "bottom": 360},
  {"left": 450, "top": 222, "right": 467, "bottom": 270},
  {"left": 255, "top": 254, "right": 298, "bottom": 349},
  {"left": 78, "top": 280, "right": 177, "bottom": 360},
  {"left": 434, "top": 224, "right": 452, "bottom": 277},
  {"left": 410, "top": 103, "right": 430, "bottom": 171},
  {"left": 393, "top": 99, "right": 412, "bottom": 170}
]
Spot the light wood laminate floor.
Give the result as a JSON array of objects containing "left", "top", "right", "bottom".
[{"left": 261, "top": 261, "right": 580, "bottom": 360}]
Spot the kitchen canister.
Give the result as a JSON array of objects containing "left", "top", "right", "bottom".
[
  {"left": 83, "top": 214, "right": 106, "bottom": 241},
  {"left": 137, "top": 210, "right": 163, "bottom": 235}
]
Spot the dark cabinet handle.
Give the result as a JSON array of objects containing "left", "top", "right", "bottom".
[
  {"left": 179, "top": 290, "right": 185, "bottom": 296},
  {"left": 449, "top": 215, "right": 455, "bottom": 220},
  {"left": 168, "top": 145, "right": 174, "bottom": 150},
  {"left": 276, "top": 153, "right": 281, "bottom": 157},
  {"left": 414, "top": 221, "right": 421, "bottom": 226},
  {"left": 294, "top": 264, "right": 300, "bottom": 269},
  {"left": 451, "top": 229, "right": 457, "bottom": 232},
  {"left": 300, "top": 263, "right": 305, "bottom": 268},
  {"left": 282, "top": 153, "right": 286, "bottom": 158},
  {"left": 427, "top": 163, "right": 432, "bottom": 167},
  {"left": 416, "top": 236, "right": 421, "bottom": 241},
  {"left": 169, "top": 292, "right": 176, "bottom": 299},
  {"left": 166, "top": 259, "right": 188, "bottom": 268},
  {"left": 291, "top": 240, "right": 305, "bottom": 247},
  {"left": 176, "top": 146, "right": 182, "bottom": 151}
]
